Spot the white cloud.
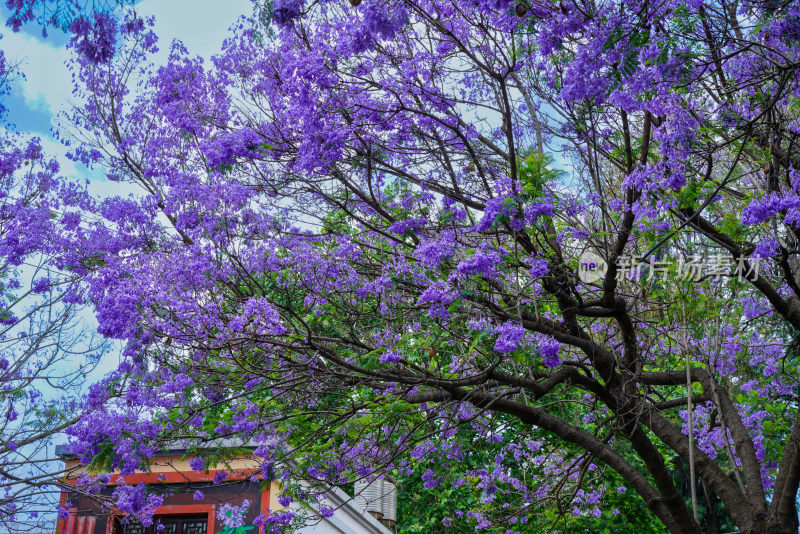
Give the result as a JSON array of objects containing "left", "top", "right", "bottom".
[
  {"left": 3, "top": 30, "right": 71, "bottom": 121},
  {"left": 3, "top": 0, "right": 252, "bottom": 120}
]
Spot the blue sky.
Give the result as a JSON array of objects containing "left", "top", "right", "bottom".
[{"left": 1, "top": 0, "right": 252, "bottom": 183}]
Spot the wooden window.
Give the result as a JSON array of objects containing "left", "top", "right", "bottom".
[
  {"left": 108, "top": 505, "right": 217, "bottom": 534},
  {"left": 116, "top": 515, "right": 208, "bottom": 534}
]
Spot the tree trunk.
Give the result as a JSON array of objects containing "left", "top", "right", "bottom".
[
  {"left": 740, "top": 516, "right": 799, "bottom": 534},
  {"left": 701, "top": 479, "right": 720, "bottom": 534}
]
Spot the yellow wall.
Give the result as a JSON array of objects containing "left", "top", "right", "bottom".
[
  {"left": 268, "top": 481, "right": 284, "bottom": 512},
  {"left": 63, "top": 454, "right": 261, "bottom": 477}
]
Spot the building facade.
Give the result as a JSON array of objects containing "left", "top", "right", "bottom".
[{"left": 56, "top": 447, "right": 393, "bottom": 534}]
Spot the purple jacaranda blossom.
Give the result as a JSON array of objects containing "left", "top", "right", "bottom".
[
  {"left": 528, "top": 258, "right": 549, "bottom": 279},
  {"left": 457, "top": 248, "right": 503, "bottom": 279},
  {"left": 417, "top": 280, "right": 459, "bottom": 319},
  {"left": 540, "top": 340, "right": 561, "bottom": 368},
  {"left": 57, "top": 505, "right": 71, "bottom": 521},
  {"left": 380, "top": 349, "right": 402, "bottom": 364},
  {"left": 414, "top": 234, "right": 455, "bottom": 268},
  {"left": 189, "top": 457, "right": 204, "bottom": 472},
  {"left": 494, "top": 322, "right": 525, "bottom": 354},
  {"left": 273, "top": 0, "right": 305, "bottom": 27},
  {"left": 68, "top": 13, "right": 117, "bottom": 65},
  {"left": 202, "top": 129, "right": 266, "bottom": 169}
]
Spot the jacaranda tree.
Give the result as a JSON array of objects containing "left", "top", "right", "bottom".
[
  {"left": 0, "top": 2, "right": 140, "bottom": 530},
  {"left": 59, "top": 0, "right": 800, "bottom": 532},
  {"left": 0, "top": 133, "right": 111, "bottom": 532}
]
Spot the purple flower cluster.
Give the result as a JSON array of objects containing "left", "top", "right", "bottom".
[
  {"left": 494, "top": 322, "right": 525, "bottom": 354},
  {"left": 202, "top": 129, "right": 266, "bottom": 170},
  {"left": 350, "top": 3, "right": 407, "bottom": 53},
  {"left": 273, "top": 0, "right": 305, "bottom": 27},
  {"left": 113, "top": 483, "right": 164, "bottom": 526},
  {"left": 741, "top": 192, "right": 800, "bottom": 226},
  {"left": 4, "top": 0, "right": 35, "bottom": 31},
  {"left": 540, "top": 340, "right": 561, "bottom": 368},
  {"left": 189, "top": 457, "right": 204, "bottom": 472},
  {"left": 68, "top": 13, "right": 117, "bottom": 65},
  {"left": 457, "top": 248, "right": 503, "bottom": 279},
  {"left": 417, "top": 280, "right": 459, "bottom": 319}
]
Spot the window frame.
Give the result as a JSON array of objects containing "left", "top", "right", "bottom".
[{"left": 106, "top": 505, "right": 217, "bottom": 534}]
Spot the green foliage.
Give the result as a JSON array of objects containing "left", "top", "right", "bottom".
[
  {"left": 394, "top": 419, "right": 668, "bottom": 533},
  {"left": 518, "top": 152, "right": 563, "bottom": 200}
]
